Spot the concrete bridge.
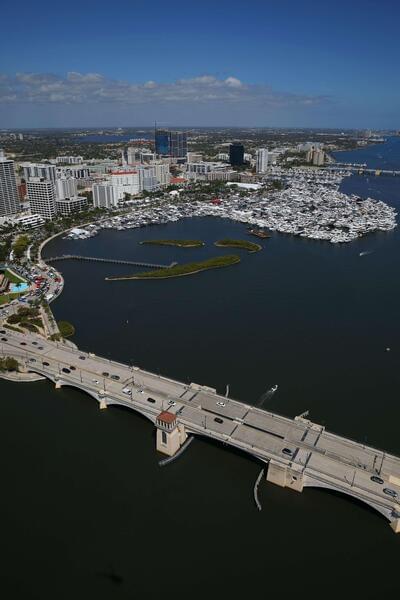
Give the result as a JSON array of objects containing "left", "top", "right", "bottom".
[
  {"left": 330, "top": 163, "right": 400, "bottom": 176},
  {"left": 45, "top": 255, "right": 177, "bottom": 269},
  {"left": 2, "top": 327, "right": 400, "bottom": 533}
]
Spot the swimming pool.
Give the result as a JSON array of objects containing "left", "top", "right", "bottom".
[{"left": 10, "top": 282, "right": 29, "bottom": 293}]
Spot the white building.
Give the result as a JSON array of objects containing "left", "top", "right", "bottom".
[
  {"left": 312, "top": 149, "right": 325, "bottom": 166},
  {"left": 22, "top": 162, "right": 57, "bottom": 182},
  {"left": 186, "top": 161, "right": 227, "bottom": 180},
  {"left": 92, "top": 183, "right": 119, "bottom": 209},
  {"left": 56, "top": 196, "right": 88, "bottom": 215},
  {"left": 55, "top": 176, "right": 78, "bottom": 200},
  {"left": 153, "top": 162, "right": 170, "bottom": 187},
  {"left": 256, "top": 148, "right": 268, "bottom": 174},
  {"left": 27, "top": 178, "right": 57, "bottom": 220},
  {"left": 0, "top": 150, "right": 20, "bottom": 217},
  {"left": 56, "top": 156, "right": 83, "bottom": 165},
  {"left": 298, "top": 142, "right": 323, "bottom": 152},
  {"left": 60, "top": 166, "right": 90, "bottom": 179},
  {"left": 14, "top": 214, "right": 45, "bottom": 229},
  {"left": 109, "top": 170, "right": 141, "bottom": 196},
  {"left": 187, "top": 152, "right": 203, "bottom": 162}
]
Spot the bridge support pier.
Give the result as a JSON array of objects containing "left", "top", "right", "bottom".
[
  {"left": 99, "top": 399, "right": 108, "bottom": 410},
  {"left": 266, "top": 460, "right": 304, "bottom": 492},
  {"left": 155, "top": 411, "right": 187, "bottom": 457},
  {"left": 390, "top": 519, "right": 400, "bottom": 534}
]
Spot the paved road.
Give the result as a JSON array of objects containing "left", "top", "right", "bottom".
[{"left": 1, "top": 326, "right": 400, "bottom": 526}]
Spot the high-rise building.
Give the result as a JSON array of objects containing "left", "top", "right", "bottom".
[
  {"left": 92, "top": 183, "right": 119, "bottom": 209},
  {"left": 55, "top": 176, "right": 78, "bottom": 200},
  {"left": 169, "top": 131, "right": 187, "bottom": 158},
  {"left": 55, "top": 196, "right": 88, "bottom": 215},
  {"left": 0, "top": 150, "right": 20, "bottom": 217},
  {"left": 155, "top": 129, "right": 170, "bottom": 155},
  {"left": 109, "top": 170, "right": 140, "bottom": 196},
  {"left": 312, "top": 149, "right": 325, "bottom": 166},
  {"left": 27, "top": 178, "right": 57, "bottom": 220},
  {"left": 229, "top": 144, "right": 244, "bottom": 166},
  {"left": 256, "top": 148, "right": 269, "bottom": 174},
  {"left": 22, "top": 162, "right": 57, "bottom": 181},
  {"left": 155, "top": 129, "right": 188, "bottom": 158}
]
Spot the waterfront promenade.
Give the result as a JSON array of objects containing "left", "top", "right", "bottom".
[{"left": 2, "top": 326, "right": 400, "bottom": 532}]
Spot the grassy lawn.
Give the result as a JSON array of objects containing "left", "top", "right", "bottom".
[
  {"left": 4, "top": 269, "right": 26, "bottom": 284},
  {"left": 140, "top": 239, "right": 205, "bottom": 247},
  {"left": 0, "top": 292, "right": 22, "bottom": 306},
  {"left": 214, "top": 239, "right": 262, "bottom": 252},
  {"left": 106, "top": 255, "right": 241, "bottom": 281}
]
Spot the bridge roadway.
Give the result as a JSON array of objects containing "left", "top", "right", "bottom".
[
  {"left": 45, "top": 255, "right": 176, "bottom": 269},
  {"left": 2, "top": 326, "right": 400, "bottom": 531}
]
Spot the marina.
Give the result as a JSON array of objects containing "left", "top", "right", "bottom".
[{"left": 62, "top": 168, "right": 397, "bottom": 246}]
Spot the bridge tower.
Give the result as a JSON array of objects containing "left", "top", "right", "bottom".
[{"left": 156, "top": 411, "right": 187, "bottom": 456}]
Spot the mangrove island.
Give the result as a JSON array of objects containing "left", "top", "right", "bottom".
[
  {"left": 106, "top": 255, "right": 240, "bottom": 281},
  {"left": 214, "top": 239, "right": 262, "bottom": 252}
]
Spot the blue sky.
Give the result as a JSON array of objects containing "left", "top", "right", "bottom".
[{"left": 0, "top": 0, "right": 399, "bottom": 128}]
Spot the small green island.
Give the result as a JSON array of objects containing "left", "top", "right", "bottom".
[
  {"left": 106, "top": 255, "right": 240, "bottom": 281},
  {"left": 140, "top": 239, "right": 204, "bottom": 248},
  {"left": 214, "top": 239, "right": 262, "bottom": 252}
]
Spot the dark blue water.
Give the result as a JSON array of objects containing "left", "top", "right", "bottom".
[
  {"left": 333, "top": 135, "right": 400, "bottom": 169},
  {"left": 2, "top": 139, "right": 400, "bottom": 599},
  {"left": 72, "top": 133, "right": 153, "bottom": 143}
]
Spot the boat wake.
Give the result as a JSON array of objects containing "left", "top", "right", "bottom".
[
  {"left": 359, "top": 250, "right": 374, "bottom": 257},
  {"left": 257, "top": 385, "right": 278, "bottom": 407}
]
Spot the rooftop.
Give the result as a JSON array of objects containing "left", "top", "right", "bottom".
[{"left": 157, "top": 411, "right": 176, "bottom": 424}]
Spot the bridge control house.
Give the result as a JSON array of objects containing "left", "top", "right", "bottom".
[{"left": 156, "top": 411, "right": 187, "bottom": 456}]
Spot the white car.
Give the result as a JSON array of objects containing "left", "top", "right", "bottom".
[
  {"left": 122, "top": 387, "right": 132, "bottom": 395},
  {"left": 168, "top": 400, "right": 176, "bottom": 406},
  {"left": 216, "top": 401, "right": 226, "bottom": 407},
  {"left": 92, "top": 379, "right": 99, "bottom": 384}
]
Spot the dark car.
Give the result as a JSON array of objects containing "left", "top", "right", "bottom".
[
  {"left": 214, "top": 417, "right": 223, "bottom": 424},
  {"left": 282, "top": 448, "right": 293, "bottom": 456},
  {"left": 62, "top": 367, "right": 71, "bottom": 374},
  {"left": 42, "top": 362, "right": 50, "bottom": 366},
  {"left": 70, "top": 366, "right": 76, "bottom": 371},
  {"left": 371, "top": 475, "right": 384, "bottom": 485},
  {"left": 111, "top": 375, "right": 120, "bottom": 381},
  {"left": 79, "top": 356, "right": 86, "bottom": 360},
  {"left": 102, "top": 372, "right": 110, "bottom": 377},
  {"left": 147, "top": 397, "right": 156, "bottom": 403},
  {"left": 1, "top": 337, "right": 7, "bottom": 342},
  {"left": 20, "top": 342, "right": 27, "bottom": 346},
  {"left": 383, "top": 488, "right": 398, "bottom": 498}
]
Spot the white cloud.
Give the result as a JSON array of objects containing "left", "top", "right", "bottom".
[{"left": 0, "top": 72, "right": 330, "bottom": 109}]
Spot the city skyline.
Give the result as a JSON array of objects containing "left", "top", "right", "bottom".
[{"left": 1, "top": 0, "right": 399, "bottom": 129}]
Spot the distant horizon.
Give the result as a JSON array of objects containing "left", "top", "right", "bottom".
[{"left": 1, "top": 125, "right": 395, "bottom": 133}]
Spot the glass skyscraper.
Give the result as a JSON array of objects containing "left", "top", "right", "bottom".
[
  {"left": 229, "top": 144, "right": 244, "bottom": 166},
  {"left": 169, "top": 131, "right": 187, "bottom": 158},
  {"left": 155, "top": 129, "right": 170, "bottom": 155},
  {"left": 155, "top": 129, "right": 188, "bottom": 158}
]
